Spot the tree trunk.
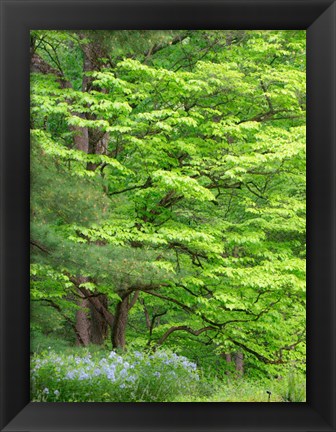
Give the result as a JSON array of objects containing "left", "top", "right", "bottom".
[
  {"left": 221, "top": 352, "right": 233, "bottom": 375},
  {"left": 221, "top": 351, "right": 244, "bottom": 376},
  {"left": 71, "top": 118, "right": 89, "bottom": 153},
  {"left": 75, "top": 292, "right": 90, "bottom": 346},
  {"left": 81, "top": 39, "right": 109, "bottom": 171},
  {"left": 73, "top": 38, "right": 110, "bottom": 345},
  {"left": 234, "top": 351, "right": 244, "bottom": 376},
  {"left": 90, "top": 294, "right": 109, "bottom": 344},
  {"left": 112, "top": 296, "right": 129, "bottom": 349},
  {"left": 31, "top": 34, "right": 112, "bottom": 347}
]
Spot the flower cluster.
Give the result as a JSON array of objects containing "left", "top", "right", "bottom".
[{"left": 31, "top": 349, "right": 200, "bottom": 402}]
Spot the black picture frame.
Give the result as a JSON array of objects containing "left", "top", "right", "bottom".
[{"left": 1, "top": 0, "right": 335, "bottom": 431}]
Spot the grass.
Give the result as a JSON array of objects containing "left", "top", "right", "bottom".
[
  {"left": 180, "top": 373, "right": 306, "bottom": 402},
  {"left": 175, "top": 378, "right": 284, "bottom": 402}
]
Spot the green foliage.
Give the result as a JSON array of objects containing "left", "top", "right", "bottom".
[
  {"left": 30, "top": 30, "right": 306, "bottom": 399},
  {"left": 30, "top": 303, "right": 75, "bottom": 352}
]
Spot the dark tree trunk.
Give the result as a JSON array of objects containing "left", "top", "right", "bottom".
[
  {"left": 90, "top": 294, "right": 109, "bottom": 345},
  {"left": 73, "top": 38, "right": 111, "bottom": 345},
  {"left": 234, "top": 351, "right": 244, "bottom": 376},
  {"left": 74, "top": 276, "right": 91, "bottom": 346},
  {"left": 75, "top": 293, "right": 90, "bottom": 346},
  {"left": 111, "top": 296, "right": 129, "bottom": 349},
  {"left": 31, "top": 33, "right": 112, "bottom": 347}
]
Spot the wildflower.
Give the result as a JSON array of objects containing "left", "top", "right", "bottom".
[
  {"left": 54, "top": 390, "right": 60, "bottom": 396},
  {"left": 78, "top": 371, "right": 90, "bottom": 380},
  {"left": 182, "top": 360, "right": 191, "bottom": 369},
  {"left": 153, "top": 372, "right": 161, "bottom": 378},
  {"left": 66, "top": 371, "right": 75, "bottom": 379},
  {"left": 120, "top": 368, "right": 128, "bottom": 378},
  {"left": 126, "top": 375, "right": 137, "bottom": 383},
  {"left": 106, "top": 369, "right": 116, "bottom": 381},
  {"left": 43, "top": 388, "right": 49, "bottom": 394}
]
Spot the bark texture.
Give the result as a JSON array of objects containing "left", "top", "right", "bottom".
[
  {"left": 75, "top": 282, "right": 91, "bottom": 346},
  {"left": 112, "top": 296, "right": 130, "bottom": 349},
  {"left": 90, "top": 294, "right": 109, "bottom": 344},
  {"left": 234, "top": 351, "right": 244, "bottom": 376}
]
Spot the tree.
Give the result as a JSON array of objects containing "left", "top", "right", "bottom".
[{"left": 30, "top": 30, "right": 306, "bottom": 372}]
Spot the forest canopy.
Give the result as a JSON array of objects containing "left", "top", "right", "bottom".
[{"left": 30, "top": 30, "right": 306, "bottom": 402}]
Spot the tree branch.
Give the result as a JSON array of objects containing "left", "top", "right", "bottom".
[
  {"left": 30, "top": 52, "right": 70, "bottom": 89},
  {"left": 149, "top": 310, "right": 167, "bottom": 337},
  {"left": 72, "top": 282, "right": 115, "bottom": 328},
  {"left": 143, "top": 33, "right": 189, "bottom": 63},
  {"left": 37, "top": 298, "right": 86, "bottom": 346},
  {"left": 228, "top": 338, "right": 284, "bottom": 364},
  {"left": 30, "top": 239, "right": 50, "bottom": 255},
  {"left": 156, "top": 325, "right": 215, "bottom": 346},
  {"left": 128, "top": 290, "right": 140, "bottom": 310},
  {"left": 108, "top": 177, "right": 152, "bottom": 196}
]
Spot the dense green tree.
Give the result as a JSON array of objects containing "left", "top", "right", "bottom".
[{"left": 30, "top": 30, "right": 305, "bottom": 375}]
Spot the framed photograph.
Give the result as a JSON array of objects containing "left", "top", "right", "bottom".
[{"left": 1, "top": 0, "right": 335, "bottom": 431}]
